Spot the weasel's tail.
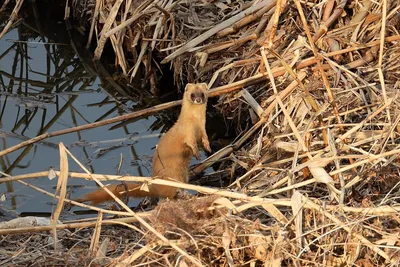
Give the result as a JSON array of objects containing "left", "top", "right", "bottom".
[{"left": 75, "top": 183, "right": 152, "bottom": 205}]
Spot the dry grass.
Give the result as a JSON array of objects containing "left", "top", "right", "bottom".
[{"left": 1, "top": 0, "right": 400, "bottom": 266}]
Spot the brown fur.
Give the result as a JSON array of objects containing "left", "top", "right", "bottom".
[{"left": 75, "top": 83, "right": 211, "bottom": 205}]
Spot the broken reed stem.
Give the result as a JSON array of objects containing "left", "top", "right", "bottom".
[
  {"left": 216, "top": 1, "right": 275, "bottom": 38},
  {"left": 0, "top": 0, "right": 24, "bottom": 40},
  {"left": 89, "top": 211, "right": 103, "bottom": 256},
  {"left": 312, "top": 0, "right": 348, "bottom": 42},
  {"left": 378, "top": 0, "right": 391, "bottom": 123},
  {"left": 322, "top": 0, "right": 335, "bottom": 22},
  {"left": 93, "top": 0, "right": 124, "bottom": 60},
  {"left": 86, "top": 0, "right": 101, "bottom": 48},
  {"left": 105, "top": 0, "right": 154, "bottom": 39},
  {"left": 266, "top": 0, "right": 284, "bottom": 46},
  {"left": 51, "top": 143, "right": 69, "bottom": 251},
  {"left": 0, "top": 0, "right": 12, "bottom": 13},
  {"left": 0, "top": 214, "right": 151, "bottom": 236}
]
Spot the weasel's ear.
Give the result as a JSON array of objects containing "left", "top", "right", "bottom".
[
  {"left": 199, "top": 83, "right": 209, "bottom": 91},
  {"left": 184, "top": 83, "right": 193, "bottom": 92}
]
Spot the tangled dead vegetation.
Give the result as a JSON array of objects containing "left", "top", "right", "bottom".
[{"left": 1, "top": 0, "right": 400, "bottom": 266}]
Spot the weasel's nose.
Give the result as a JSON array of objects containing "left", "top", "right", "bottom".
[{"left": 194, "top": 97, "right": 203, "bottom": 104}]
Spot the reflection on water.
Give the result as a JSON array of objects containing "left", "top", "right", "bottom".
[{"left": 0, "top": 25, "right": 169, "bottom": 218}]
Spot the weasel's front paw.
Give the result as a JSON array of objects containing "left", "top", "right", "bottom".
[
  {"left": 186, "top": 141, "right": 201, "bottom": 160},
  {"left": 194, "top": 150, "right": 201, "bottom": 160},
  {"left": 203, "top": 138, "right": 211, "bottom": 153}
]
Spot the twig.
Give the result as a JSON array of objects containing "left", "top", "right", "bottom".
[
  {"left": 313, "top": 0, "right": 348, "bottom": 42},
  {"left": 377, "top": 0, "right": 391, "bottom": 123},
  {"left": 93, "top": 0, "right": 123, "bottom": 60},
  {"left": 86, "top": 0, "right": 101, "bottom": 48},
  {"left": 0, "top": 0, "right": 24, "bottom": 40}
]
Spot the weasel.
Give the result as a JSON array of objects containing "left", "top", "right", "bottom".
[{"left": 75, "top": 83, "right": 211, "bottom": 205}]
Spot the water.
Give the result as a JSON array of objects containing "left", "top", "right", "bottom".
[{"left": 0, "top": 27, "right": 185, "bottom": 219}]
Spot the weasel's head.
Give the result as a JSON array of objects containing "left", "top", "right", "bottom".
[{"left": 184, "top": 83, "right": 208, "bottom": 105}]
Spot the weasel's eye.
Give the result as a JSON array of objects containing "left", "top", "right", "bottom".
[
  {"left": 190, "top": 93, "right": 195, "bottom": 98},
  {"left": 200, "top": 92, "right": 205, "bottom": 98}
]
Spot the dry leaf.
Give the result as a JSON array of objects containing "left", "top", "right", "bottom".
[
  {"left": 222, "top": 228, "right": 235, "bottom": 267},
  {"left": 48, "top": 167, "right": 57, "bottom": 180},
  {"left": 261, "top": 203, "right": 288, "bottom": 224},
  {"left": 308, "top": 166, "right": 334, "bottom": 184},
  {"left": 179, "top": 259, "right": 189, "bottom": 267},
  {"left": 248, "top": 233, "right": 271, "bottom": 261},
  {"left": 212, "top": 197, "right": 237, "bottom": 213},
  {"left": 140, "top": 182, "right": 150, "bottom": 192},
  {"left": 273, "top": 141, "right": 299, "bottom": 152},
  {"left": 291, "top": 191, "right": 303, "bottom": 249}
]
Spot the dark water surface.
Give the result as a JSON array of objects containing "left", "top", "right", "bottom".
[{"left": 0, "top": 28, "right": 180, "bottom": 219}]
